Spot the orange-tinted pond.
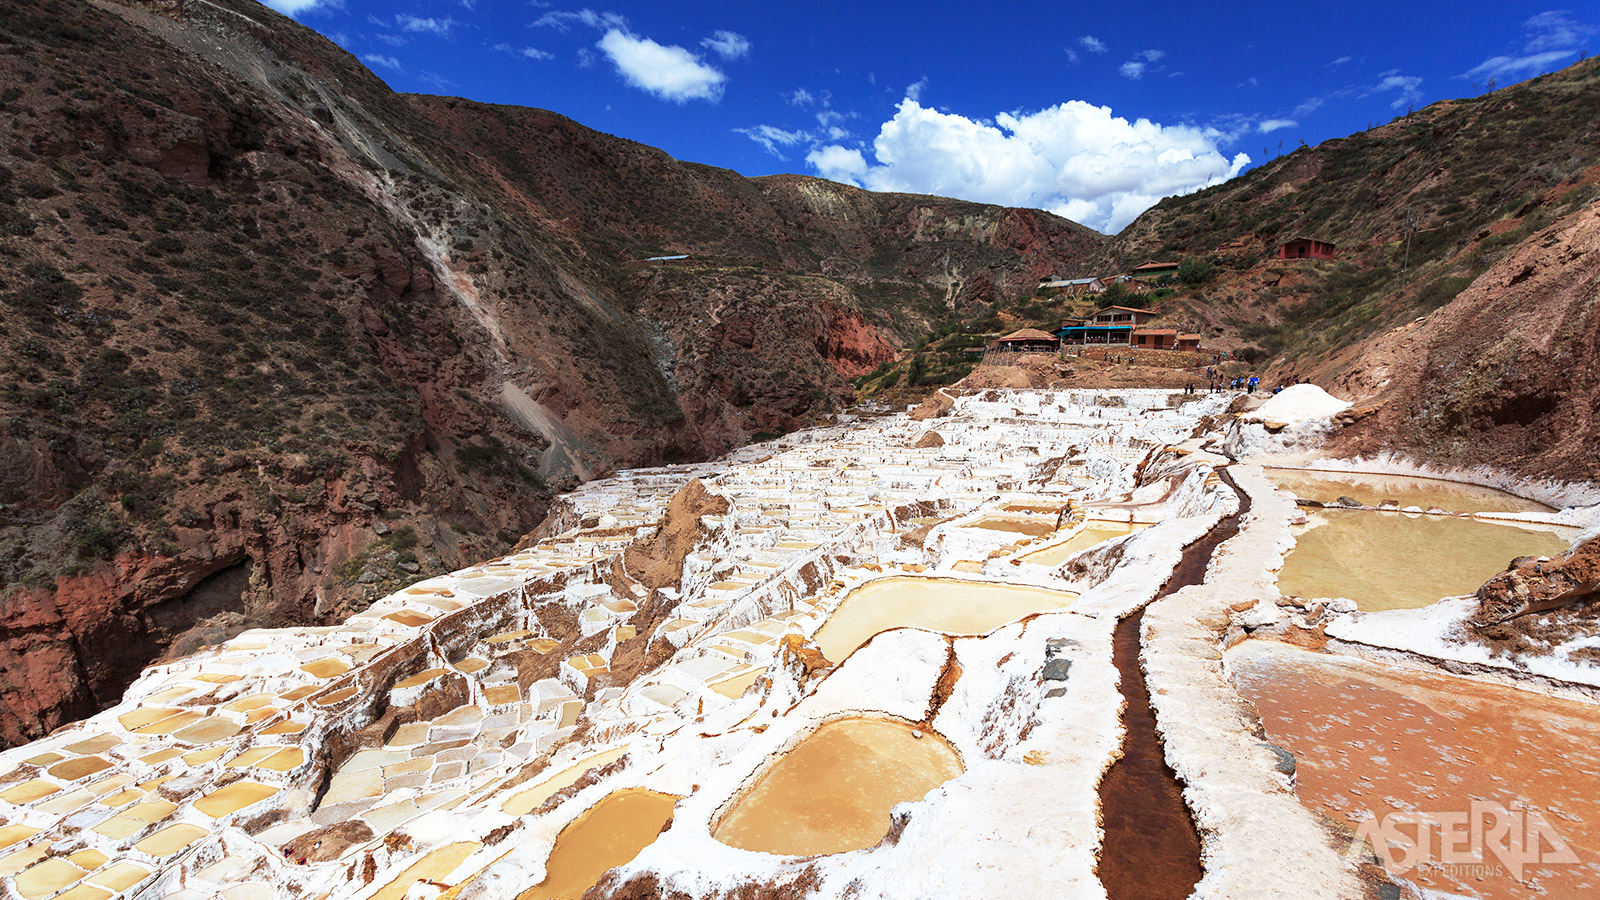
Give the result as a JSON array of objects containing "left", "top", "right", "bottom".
[
  {"left": 518, "top": 789, "right": 680, "bottom": 900},
  {"left": 1229, "top": 641, "right": 1600, "bottom": 898},
  {"left": 1277, "top": 510, "right": 1570, "bottom": 611},
  {"left": 712, "top": 718, "right": 962, "bottom": 856},
  {"left": 813, "top": 578, "right": 1075, "bottom": 663}
]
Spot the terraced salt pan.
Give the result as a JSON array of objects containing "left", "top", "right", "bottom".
[
  {"left": 812, "top": 577, "right": 1076, "bottom": 663},
  {"left": 1020, "top": 522, "right": 1146, "bottom": 567},
  {"left": 518, "top": 789, "right": 681, "bottom": 900},
  {"left": 711, "top": 718, "right": 962, "bottom": 857}
]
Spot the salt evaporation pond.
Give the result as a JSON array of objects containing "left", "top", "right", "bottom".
[
  {"left": 812, "top": 577, "right": 1076, "bottom": 663},
  {"left": 1276, "top": 510, "right": 1570, "bottom": 611},
  {"left": 519, "top": 789, "right": 680, "bottom": 900},
  {"left": 1266, "top": 468, "right": 1553, "bottom": 513},
  {"left": 1021, "top": 522, "right": 1145, "bottom": 567},
  {"left": 1230, "top": 640, "right": 1600, "bottom": 899},
  {"left": 712, "top": 718, "right": 962, "bottom": 856}
]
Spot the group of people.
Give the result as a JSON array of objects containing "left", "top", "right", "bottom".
[{"left": 1187, "top": 374, "right": 1261, "bottom": 394}]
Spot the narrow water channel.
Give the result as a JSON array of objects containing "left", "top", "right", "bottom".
[{"left": 1097, "top": 468, "right": 1248, "bottom": 900}]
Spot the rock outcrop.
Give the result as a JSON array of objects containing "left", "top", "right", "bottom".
[{"left": 1472, "top": 536, "right": 1600, "bottom": 625}]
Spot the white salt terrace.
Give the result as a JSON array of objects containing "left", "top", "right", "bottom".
[{"left": 1, "top": 388, "right": 1595, "bottom": 900}]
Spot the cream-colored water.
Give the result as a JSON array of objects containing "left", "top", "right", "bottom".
[
  {"left": 712, "top": 718, "right": 962, "bottom": 856},
  {"left": 518, "top": 790, "right": 680, "bottom": 900},
  {"left": 1020, "top": 522, "right": 1144, "bottom": 567},
  {"left": 813, "top": 577, "right": 1075, "bottom": 663},
  {"left": 1277, "top": 510, "right": 1571, "bottom": 610},
  {"left": 964, "top": 515, "right": 1057, "bottom": 536},
  {"left": 194, "top": 781, "right": 277, "bottom": 817},
  {"left": 131, "top": 823, "right": 208, "bottom": 857},
  {"left": 1265, "top": 468, "right": 1552, "bottom": 513}
]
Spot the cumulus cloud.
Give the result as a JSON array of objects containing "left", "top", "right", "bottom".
[
  {"left": 787, "top": 88, "right": 815, "bottom": 106},
  {"left": 1079, "top": 35, "right": 1108, "bottom": 53},
  {"left": 1258, "top": 118, "right": 1297, "bottom": 133},
  {"left": 1462, "top": 10, "right": 1596, "bottom": 81},
  {"left": 701, "top": 30, "right": 751, "bottom": 60},
  {"left": 806, "top": 98, "right": 1250, "bottom": 234},
  {"left": 1120, "top": 60, "right": 1147, "bottom": 79},
  {"left": 597, "top": 30, "right": 726, "bottom": 102},
  {"left": 363, "top": 53, "right": 403, "bottom": 72},
  {"left": 806, "top": 145, "right": 869, "bottom": 183},
  {"left": 397, "top": 14, "right": 457, "bottom": 36}
]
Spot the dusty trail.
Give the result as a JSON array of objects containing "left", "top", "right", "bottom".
[{"left": 1097, "top": 467, "right": 1247, "bottom": 900}]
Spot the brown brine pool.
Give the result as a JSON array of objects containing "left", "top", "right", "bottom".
[
  {"left": 518, "top": 789, "right": 680, "bottom": 900},
  {"left": 1230, "top": 640, "right": 1600, "bottom": 899}
]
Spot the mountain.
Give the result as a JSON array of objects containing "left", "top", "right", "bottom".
[
  {"left": 0, "top": 0, "right": 1103, "bottom": 745},
  {"left": 1082, "top": 59, "right": 1600, "bottom": 480}
]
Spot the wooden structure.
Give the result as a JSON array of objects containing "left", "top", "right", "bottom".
[
  {"left": 991, "top": 328, "right": 1061, "bottom": 354},
  {"left": 1275, "top": 238, "right": 1336, "bottom": 260}
]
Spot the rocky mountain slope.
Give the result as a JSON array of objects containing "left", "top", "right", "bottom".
[
  {"left": 0, "top": 0, "right": 1102, "bottom": 745},
  {"left": 1086, "top": 59, "right": 1600, "bottom": 481}
]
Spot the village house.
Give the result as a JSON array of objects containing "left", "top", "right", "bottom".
[
  {"left": 1129, "top": 260, "right": 1181, "bottom": 281},
  {"left": 1275, "top": 238, "right": 1337, "bottom": 260},
  {"left": 1056, "top": 305, "right": 1159, "bottom": 346},
  {"left": 1038, "top": 276, "right": 1106, "bottom": 296}
]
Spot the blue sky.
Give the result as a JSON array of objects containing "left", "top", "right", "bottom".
[{"left": 266, "top": 1, "right": 1598, "bottom": 233}]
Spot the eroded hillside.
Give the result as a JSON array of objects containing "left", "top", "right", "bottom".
[{"left": 0, "top": 0, "right": 1102, "bottom": 744}]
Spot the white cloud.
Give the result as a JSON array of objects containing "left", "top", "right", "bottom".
[
  {"left": 597, "top": 30, "right": 726, "bottom": 102},
  {"left": 806, "top": 97, "right": 1250, "bottom": 234},
  {"left": 1522, "top": 10, "right": 1597, "bottom": 52},
  {"left": 363, "top": 53, "right": 403, "bottom": 72},
  {"left": 1328, "top": 55, "right": 1352, "bottom": 67},
  {"left": 1258, "top": 118, "right": 1297, "bottom": 133},
  {"left": 1461, "top": 10, "right": 1595, "bottom": 81},
  {"left": 1064, "top": 48, "right": 1079, "bottom": 64},
  {"left": 1079, "top": 35, "right": 1108, "bottom": 53},
  {"left": 1367, "top": 71, "right": 1424, "bottom": 108},
  {"left": 1120, "top": 61, "right": 1147, "bottom": 79},
  {"left": 374, "top": 32, "right": 407, "bottom": 46},
  {"left": 787, "top": 88, "right": 815, "bottom": 106},
  {"left": 702, "top": 30, "right": 751, "bottom": 60},
  {"left": 493, "top": 43, "right": 554, "bottom": 60},
  {"left": 533, "top": 9, "right": 626, "bottom": 31},
  {"left": 262, "top": 0, "right": 336, "bottom": 15},
  {"left": 905, "top": 78, "right": 928, "bottom": 101},
  {"left": 397, "top": 15, "right": 458, "bottom": 36},
  {"left": 806, "top": 145, "right": 869, "bottom": 183},
  {"left": 1463, "top": 50, "right": 1578, "bottom": 81},
  {"left": 1137, "top": 49, "right": 1166, "bottom": 62},
  {"left": 736, "top": 124, "right": 810, "bottom": 158}
]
